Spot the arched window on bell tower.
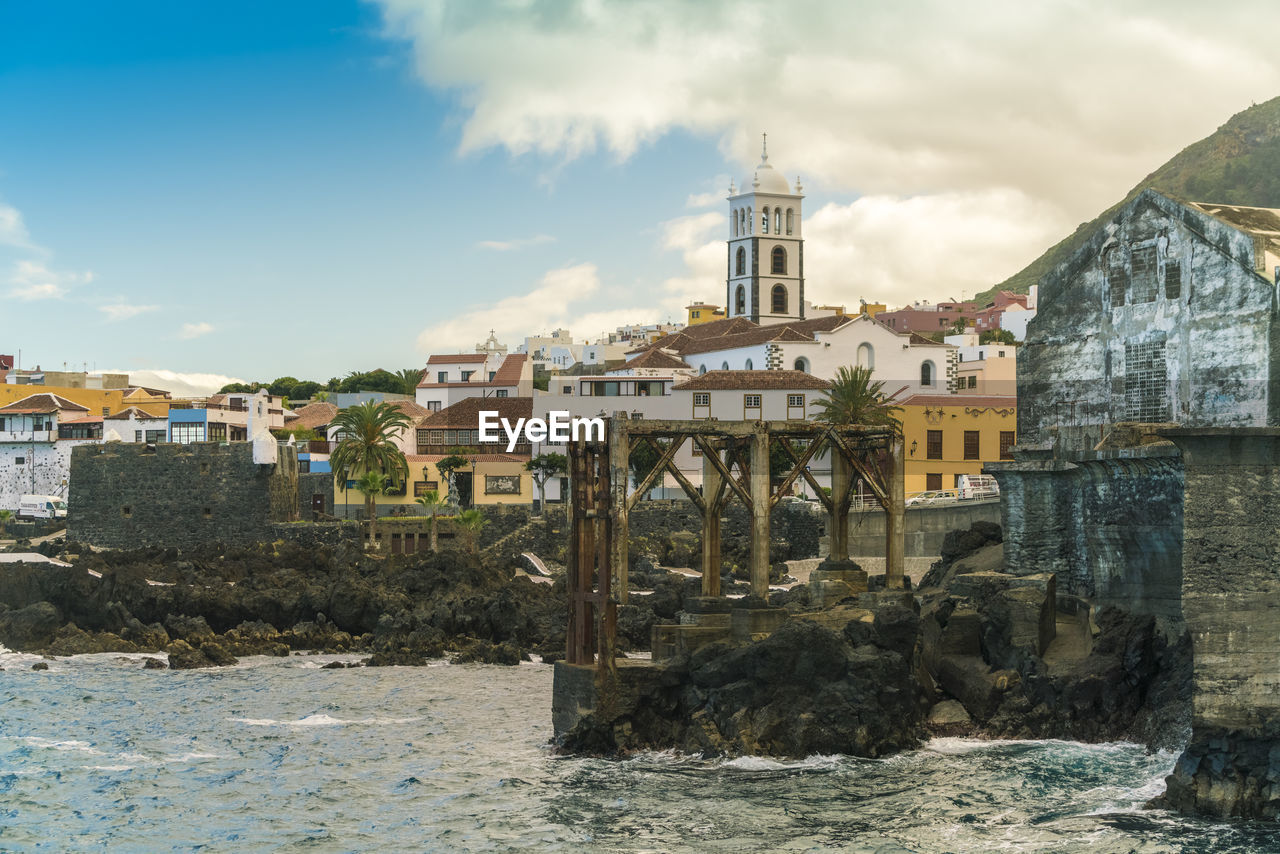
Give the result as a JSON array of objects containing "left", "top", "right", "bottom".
[
  {"left": 761, "top": 206, "right": 770, "bottom": 234},
  {"left": 735, "top": 285, "right": 746, "bottom": 315},
  {"left": 771, "top": 246, "right": 786, "bottom": 275},
  {"left": 735, "top": 246, "right": 746, "bottom": 277},
  {"left": 771, "top": 285, "right": 787, "bottom": 314}
]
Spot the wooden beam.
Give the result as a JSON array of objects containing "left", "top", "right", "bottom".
[
  {"left": 627, "top": 436, "right": 681, "bottom": 510},
  {"left": 770, "top": 436, "right": 824, "bottom": 509},
  {"left": 641, "top": 436, "right": 705, "bottom": 512},
  {"left": 779, "top": 438, "right": 833, "bottom": 512},
  {"left": 692, "top": 434, "right": 750, "bottom": 508}
]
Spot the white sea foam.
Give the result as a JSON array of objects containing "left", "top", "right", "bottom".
[
  {"left": 18, "top": 737, "right": 102, "bottom": 755},
  {"left": 923, "top": 737, "right": 1146, "bottom": 756},
  {"left": 720, "top": 754, "right": 843, "bottom": 771}
]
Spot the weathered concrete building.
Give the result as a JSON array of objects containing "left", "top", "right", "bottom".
[{"left": 990, "top": 189, "right": 1280, "bottom": 818}]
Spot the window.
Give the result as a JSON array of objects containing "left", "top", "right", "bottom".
[
  {"left": 921, "top": 361, "right": 935, "bottom": 386},
  {"left": 735, "top": 247, "right": 746, "bottom": 277},
  {"left": 1107, "top": 248, "right": 1128, "bottom": 307},
  {"left": 146, "top": 430, "right": 165, "bottom": 444},
  {"left": 794, "top": 357, "right": 809, "bottom": 373},
  {"left": 693, "top": 393, "right": 710, "bottom": 406},
  {"left": 488, "top": 371, "right": 497, "bottom": 381},
  {"left": 771, "top": 246, "right": 786, "bottom": 275},
  {"left": 135, "top": 430, "right": 143, "bottom": 443},
  {"left": 15, "top": 456, "right": 24, "bottom": 465},
  {"left": 786, "top": 208, "right": 794, "bottom": 235},
  {"left": 745, "top": 359, "right": 753, "bottom": 370},
  {"left": 1124, "top": 339, "right": 1169, "bottom": 421},
  {"left": 926, "top": 430, "right": 942, "bottom": 460},
  {"left": 964, "top": 430, "right": 980, "bottom": 460},
  {"left": 429, "top": 429, "right": 444, "bottom": 444},
  {"left": 427, "top": 401, "right": 441, "bottom": 411},
  {"left": 771, "top": 285, "right": 787, "bottom": 314},
  {"left": 171, "top": 423, "right": 206, "bottom": 444},
  {"left": 1131, "top": 245, "right": 1158, "bottom": 303},
  {"left": 744, "top": 394, "right": 762, "bottom": 408},
  {"left": 721, "top": 362, "right": 730, "bottom": 371},
  {"left": 761, "top": 208, "right": 768, "bottom": 233},
  {"left": 692, "top": 310, "right": 700, "bottom": 319},
  {"left": 774, "top": 208, "right": 781, "bottom": 234},
  {"left": 207, "top": 422, "right": 227, "bottom": 442},
  {"left": 787, "top": 394, "right": 804, "bottom": 407},
  {"left": 1165, "top": 259, "right": 1182, "bottom": 300},
  {"left": 735, "top": 285, "right": 746, "bottom": 315},
  {"left": 857, "top": 343, "right": 874, "bottom": 370},
  {"left": 698, "top": 365, "right": 707, "bottom": 376},
  {"left": 967, "top": 375, "right": 977, "bottom": 389},
  {"left": 1000, "top": 431, "right": 1016, "bottom": 460},
  {"left": 495, "top": 389, "right": 508, "bottom": 398},
  {"left": 0, "top": 417, "right": 5, "bottom": 431},
  {"left": 437, "top": 371, "right": 447, "bottom": 383},
  {"left": 562, "top": 385, "right": 572, "bottom": 394},
  {"left": 461, "top": 370, "right": 474, "bottom": 381},
  {"left": 926, "top": 473, "right": 942, "bottom": 491}
]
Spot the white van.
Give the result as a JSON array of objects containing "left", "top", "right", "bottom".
[
  {"left": 17, "top": 495, "right": 67, "bottom": 521},
  {"left": 956, "top": 474, "right": 999, "bottom": 500}
]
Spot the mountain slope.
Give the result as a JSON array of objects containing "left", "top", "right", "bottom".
[{"left": 977, "top": 95, "right": 1280, "bottom": 304}]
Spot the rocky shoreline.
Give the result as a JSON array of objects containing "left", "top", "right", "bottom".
[
  {"left": 0, "top": 539, "right": 569, "bottom": 669},
  {"left": 557, "top": 523, "right": 1193, "bottom": 761}
]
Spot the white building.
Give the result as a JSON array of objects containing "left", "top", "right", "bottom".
[
  {"left": 415, "top": 352, "right": 532, "bottom": 411},
  {"left": 727, "top": 135, "right": 805, "bottom": 324},
  {"left": 0, "top": 393, "right": 98, "bottom": 510},
  {"left": 943, "top": 332, "right": 1018, "bottom": 395}
]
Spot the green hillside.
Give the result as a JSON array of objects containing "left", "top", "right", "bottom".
[{"left": 976, "top": 95, "right": 1280, "bottom": 305}]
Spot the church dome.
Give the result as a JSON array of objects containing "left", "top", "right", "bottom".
[{"left": 752, "top": 162, "right": 792, "bottom": 194}]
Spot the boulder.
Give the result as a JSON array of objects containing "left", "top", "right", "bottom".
[{"left": 0, "top": 601, "right": 62, "bottom": 649}]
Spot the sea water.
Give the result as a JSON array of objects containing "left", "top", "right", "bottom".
[{"left": 1, "top": 648, "right": 1278, "bottom": 853}]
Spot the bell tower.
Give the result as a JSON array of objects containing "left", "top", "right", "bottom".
[{"left": 726, "top": 134, "right": 805, "bottom": 324}]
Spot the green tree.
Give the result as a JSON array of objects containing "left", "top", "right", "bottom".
[
  {"left": 337, "top": 371, "right": 370, "bottom": 393},
  {"left": 218, "top": 381, "right": 261, "bottom": 394},
  {"left": 948, "top": 317, "right": 969, "bottom": 335},
  {"left": 414, "top": 489, "right": 448, "bottom": 552},
  {"left": 396, "top": 367, "right": 424, "bottom": 397},
  {"left": 290, "top": 380, "right": 323, "bottom": 401},
  {"left": 354, "top": 471, "right": 388, "bottom": 548},
  {"left": 979, "top": 328, "right": 1017, "bottom": 345},
  {"left": 812, "top": 365, "right": 902, "bottom": 429},
  {"left": 268, "top": 376, "right": 300, "bottom": 398},
  {"left": 457, "top": 508, "right": 488, "bottom": 555},
  {"left": 0, "top": 509, "right": 11, "bottom": 538},
  {"left": 525, "top": 452, "right": 567, "bottom": 512},
  {"left": 330, "top": 401, "right": 412, "bottom": 537}
]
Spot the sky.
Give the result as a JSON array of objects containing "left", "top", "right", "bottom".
[{"left": 2, "top": 0, "right": 1279, "bottom": 395}]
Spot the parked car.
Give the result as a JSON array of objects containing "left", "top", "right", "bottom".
[
  {"left": 906, "top": 489, "right": 958, "bottom": 507},
  {"left": 17, "top": 494, "right": 67, "bottom": 521}
]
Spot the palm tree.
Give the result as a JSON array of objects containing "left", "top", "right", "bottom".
[
  {"left": 811, "top": 365, "right": 902, "bottom": 428},
  {"left": 355, "top": 471, "right": 388, "bottom": 548},
  {"left": 415, "top": 489, "right": 448, "bottom": 552},
  {"left": 0, "top": 509, "right": 11, "bottom": 539},
  {"left": 396, "top": 367, "right": 425, "bottom": 397},
  {"left": 457, "top": 508, "right": 488, "bottom": 555},
  {"left": 330, "top": 400, "right": 412, "bottom": 537}
]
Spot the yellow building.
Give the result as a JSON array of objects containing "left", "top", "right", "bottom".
[
  {"left": 685, "top": 302, "right": 725, "bottom": 326},
  {"left": 858, "top": 301, "right": 887, "bottom": 317},
  {"left": 896, "top": 394, "right": 1016, "bottom": 495},
  {"left": 333, "top": 454, "right": 533, "bottom": 516},
  {"left": 0, "top": 384, "right": 170, "bottom": 418}
]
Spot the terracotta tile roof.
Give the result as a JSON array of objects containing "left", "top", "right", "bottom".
[
  {"left": 59, "top": 415, "right": 104, "bottom": 424},
  {"left": 636, "top": 315, "right": 856, "bottom": 358},
  {"left": 898, "top": 394, "right": 1016, "bottom": 408},
  {"left": 620, "top": 348, "right": 690, "bottom": 371},
  {"left": 491, "top": 353, "right": 528, "bottom": 385},
  {"left": 283, "top": 402, "right": 339, "bottom": 431},
  {"left": 426, "top": 353, "right": 489, "bottom": 364},
  {"left": 417, "top": 396, "right": 533, "bottom": 428},
  {"left": 386, "top": 399, "right": 433, "bottom": 421},
  {"left": 0, "top": 393, "right": 90, "bottom": 414},
  {"left": 105, "top": 406, "right": 167, "bottom": 420},
  {"left": 672, "top": 370, "right": 832, "bottom": 391},
  {"left": 407, "top": 453, "right": 527, "bottom": 464}
]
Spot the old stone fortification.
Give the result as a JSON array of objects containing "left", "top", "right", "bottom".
[
  {"left": 68, "top": 442, "right": 299, "bottom": 549},
  {"left": 991, "top": 446, "right": 1183, "bottom": 620}
]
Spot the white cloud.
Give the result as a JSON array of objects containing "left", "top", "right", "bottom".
[
  {"left": 100, "top": 303, "right": 158, "bottom": 322},
  {"left": 179, "top": 321, "right": 214, "bottom": 339},
  {"left": 376, "top": 0, "right": 1280, "bottom": 302},
  {"left": 475, "top": 234, "right": 555, "bottom": 251},
  {"left": 416, "top": 262, "right": 667, "bottom": 351},
  {"left": 8, "top": 260, "right": 92, "bottom": 300},
  {"left": 103, "top": 368, "right": 244, "bottom": 398},
  {"left": 0, "top": 203, "right": 34, "bottom": 250}
]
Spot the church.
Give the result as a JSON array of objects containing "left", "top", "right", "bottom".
[{"left": 726, "top": 136, "right": 805, "bottom": 324}]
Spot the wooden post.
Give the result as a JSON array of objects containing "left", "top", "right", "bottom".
[
  {"left": 829, "top": 445, "right": 850, "bottom": 562},
  {"left": 701, "top": 440, "right": 722, "bottom": 597},
  {"left": 608, "top": 414, "right": 630, "bottom": 605},
  {"left": 749, "top": 428, "right": 771, "bottom": 598},
  {"left": 886, "top": 434, "right": 906, "bottom": 590}
]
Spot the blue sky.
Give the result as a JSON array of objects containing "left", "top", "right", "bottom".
[{"left": 2, "top": 1, "right": 1278, "bottom": 393}]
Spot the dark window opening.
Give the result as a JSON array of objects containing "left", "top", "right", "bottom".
[
  {"left": 963, "top": 431, "right": 980, "bottom": 460},
  {"left": 771, "top": 246, "right": 786, "bottom": 275},
  {"left": 771, "top": 285, "right": 787, "bottom": 314},
  {"left": 926, "top": 430, "right": 942, "bottom": 460}
]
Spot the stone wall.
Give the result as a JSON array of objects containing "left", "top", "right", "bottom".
[
  {"left": 297, "top": 472, "right": 334, "bottom": 518},
  {"left": 844, "top": 498, "right": 1002, "bottom": 557},
  {"left": 1160, "top": 429, "right": 1280, "bottom": 818},
  {"left": 988, "top": 448, "right": 1183, "bottom": 620},
  {"left": 68, "top": 442, "right": 299, "bottom": 550}
]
